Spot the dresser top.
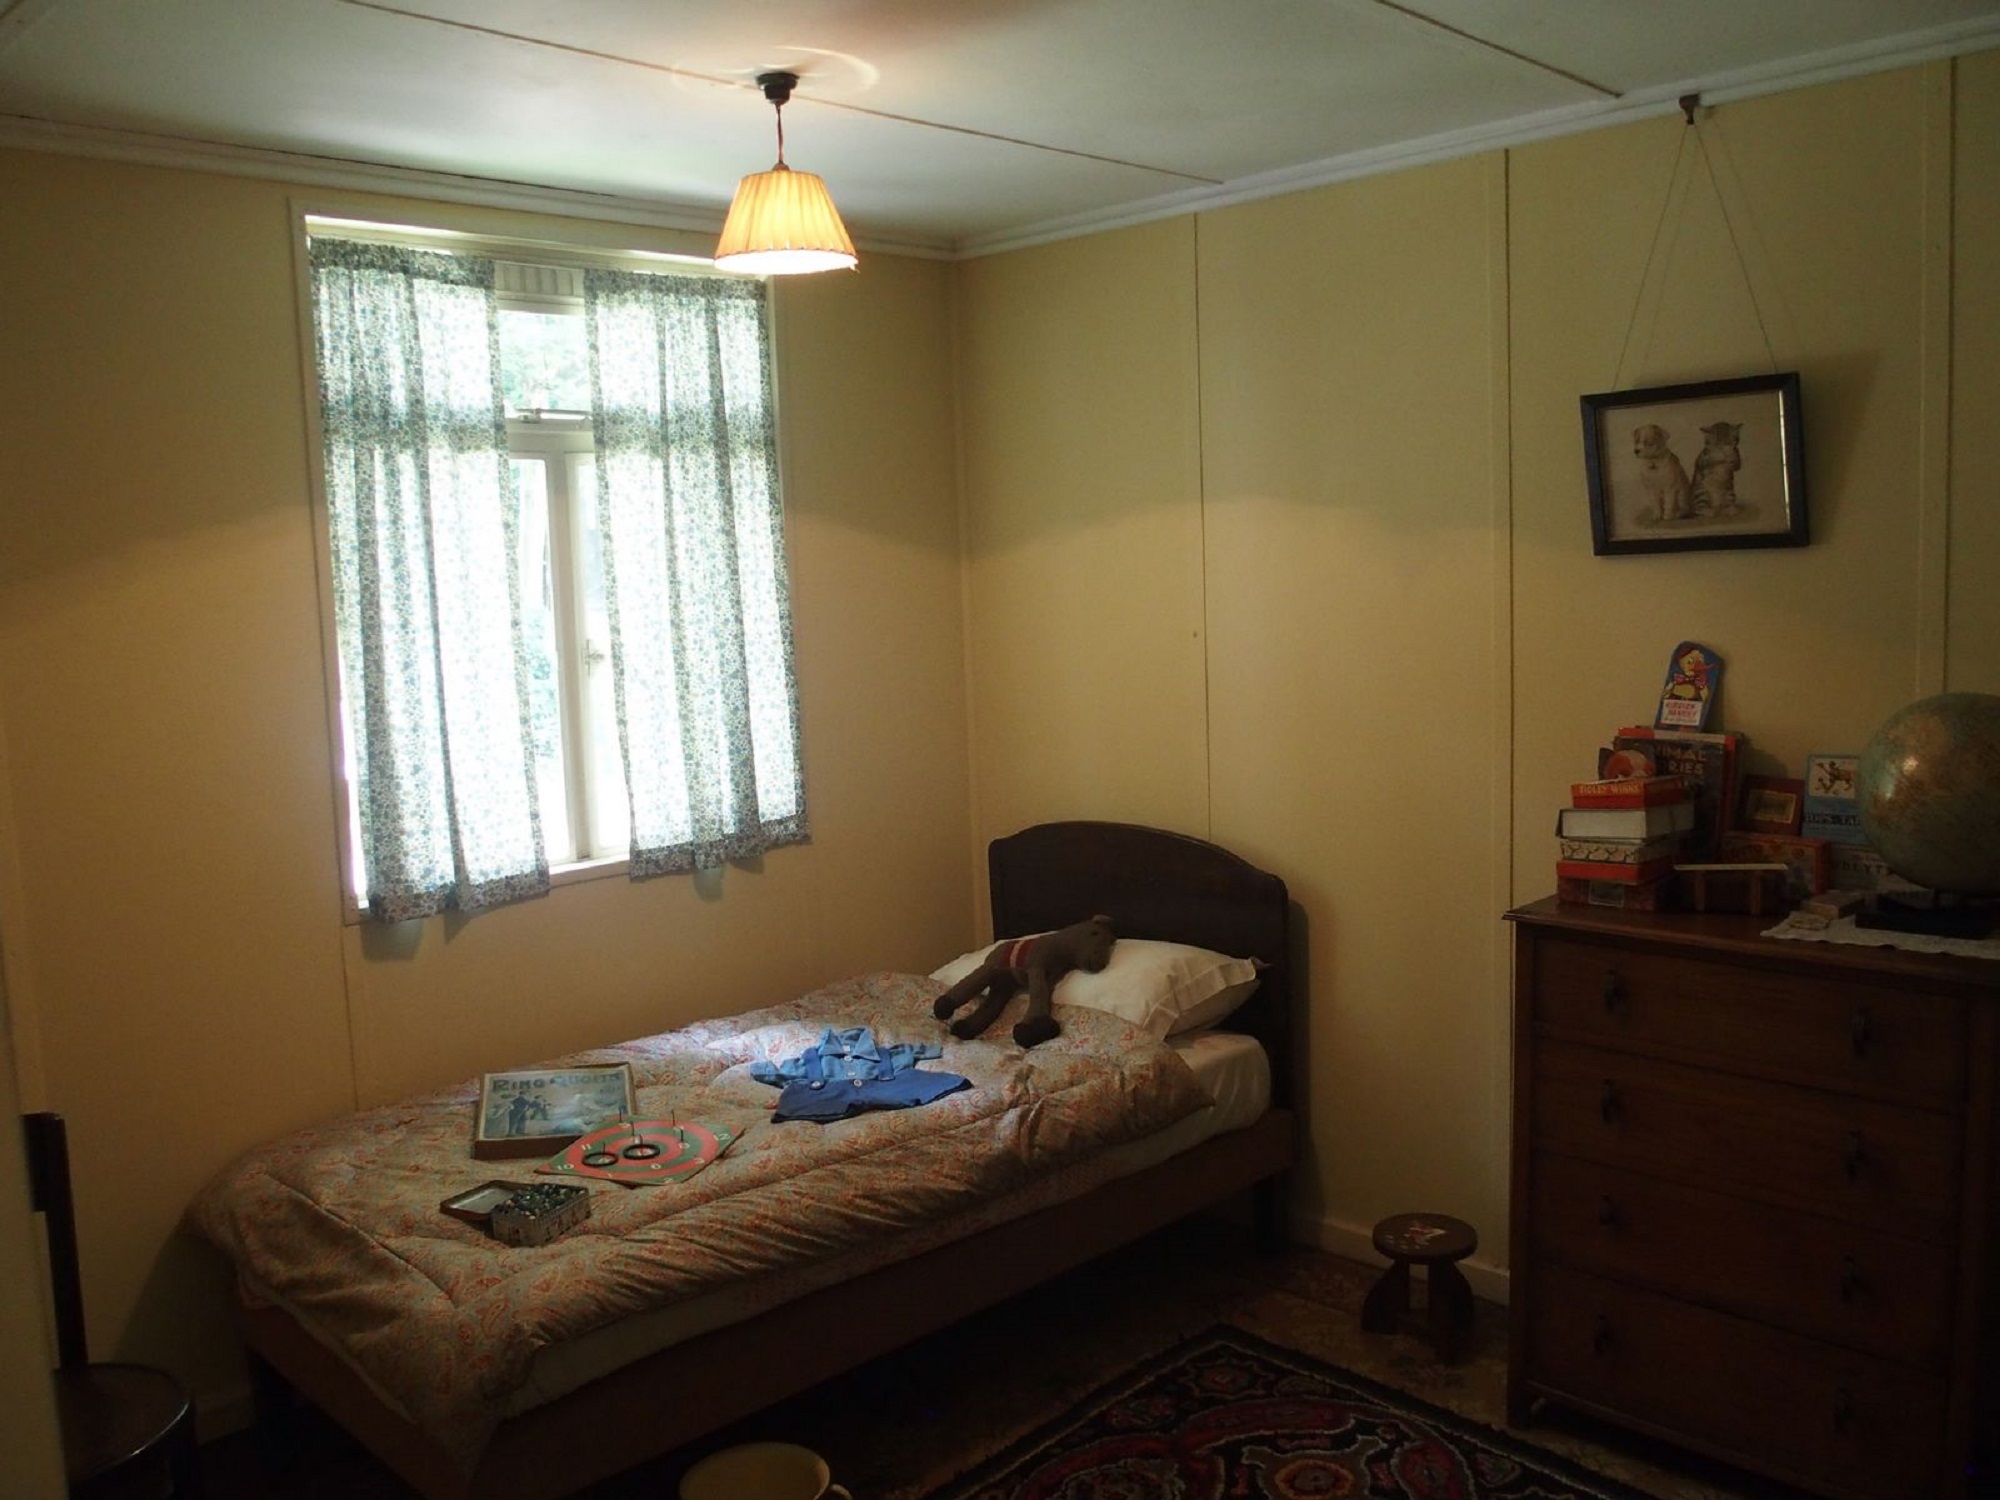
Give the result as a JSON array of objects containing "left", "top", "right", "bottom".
[{"left": 1507, "top": 894, "right": 2000, "bottom": 994}]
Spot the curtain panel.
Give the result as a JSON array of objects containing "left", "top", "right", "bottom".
[
  {"left": 584, "top": 269, "right": 808, "bottom": 874},
  {"left": 311, "top": 238, "right": 549, "bottom": 920}
]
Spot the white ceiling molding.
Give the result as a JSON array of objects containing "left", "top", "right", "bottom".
[
  {"left": 0, "top": 112, "right": 957, "bottom": 261},
  {"left": 955, "top": 14, "right": 2000, "bottom": 259},
  {"left": 4, "top": 10, "right": 1996, "bottom": 265}
]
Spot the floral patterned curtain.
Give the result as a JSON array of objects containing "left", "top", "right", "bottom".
[
  {"left": 584, "top": 269, "right": 807, "bottom": 873},
  {"left": 311, "top": 238, "right": 549, "bottom": 920}
]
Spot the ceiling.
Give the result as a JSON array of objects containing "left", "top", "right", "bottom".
[{"left": 4, "top": 0, "right": 1999, "bottom": 258}]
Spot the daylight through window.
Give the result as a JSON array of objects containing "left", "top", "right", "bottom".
[{"left": 308, "top": 229, "right": 807, "bottom": 921}]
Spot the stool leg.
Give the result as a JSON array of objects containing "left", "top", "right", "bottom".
[
  {"left": 1428, "top": 1260, "right": 1475, "bottom": 1362},
  {"left": 1361, "top": 1259, "right": 1411, "bottom": 1334}
]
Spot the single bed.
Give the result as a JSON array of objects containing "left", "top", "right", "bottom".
[{"left": 193, "top": 820, "right": 1297, "bottom": 1499}]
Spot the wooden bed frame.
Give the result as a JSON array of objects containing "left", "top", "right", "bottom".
[{"left": 239, "top": 820, "right": 1298, "bottom": 1499}]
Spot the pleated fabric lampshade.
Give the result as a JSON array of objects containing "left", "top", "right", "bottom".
[
  {"left": 714, "top": 71, "right": 858, "bottom": 276},
  {"left": 714, "top": 164, "right": 857, "bottom": 275}
]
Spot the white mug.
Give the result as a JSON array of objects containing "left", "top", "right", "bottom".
[{"left": 679, "top": 1441, "right": 853, "bottom": 1500}]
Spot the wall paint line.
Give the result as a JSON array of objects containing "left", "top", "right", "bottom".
[
  {"left": 1485, "top": 147, "right": 1517, "bottom": 1258},
  {"left": 1918, "top": 59, "right": 1955, "bottom": 697},
  {"left": 287, "top": 197, "right": 368, "bottom": 1111},
  {"left": 946, "top": 264, "right": 986, "bottom": 938},
  {"left": 1191, "top": 215, "right": 1213, "bottom": 843}
]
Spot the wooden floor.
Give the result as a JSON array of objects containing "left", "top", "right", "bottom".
[{"left": 194, "top": 1214, "right": 1791, "bottom": 1500}]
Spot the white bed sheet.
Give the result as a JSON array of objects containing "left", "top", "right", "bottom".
[{"left": 504, "top": 1028, "right": 1270, "bottom": 1415}]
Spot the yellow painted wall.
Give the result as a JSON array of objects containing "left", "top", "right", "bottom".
[
  {"left": 1512, "top": 63, "right": 1954, "bottom": 855},
  {"left": 3, "top": 47, "right": 1997, "bottom": 1459},
  {"left": 1195, "top": 155, "right": 1511, "bottom": 1231},
  {"left": 955, "top": 59, "right": 1998, "bottom": 1272},
  {"left": 0, "top": 905, "right": 67, "bottom": 1497},
  {"left": 954, "top": 220, "right": 1209, "bottom": 878},
  {"left": 0, "top": 151, "right": 969, "bottom": 1415}
]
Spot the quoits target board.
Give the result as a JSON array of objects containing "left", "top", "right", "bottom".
[{"left": 541, "top": 1118, "right": 736, "bottom": 1186}]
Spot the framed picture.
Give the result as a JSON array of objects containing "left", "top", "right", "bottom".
[
  {"left": 1737, "top": 774, "right": 1804, "bottom": 835},
  {"left": 473, "top": 1063, "right": 635, "bottom": 1160},
  {"left": 1581, "top": 372, "right": 1807, "bottom": 555},
  {"left": 1801, "top": 751, "right": 1867, "bottom": 844}
]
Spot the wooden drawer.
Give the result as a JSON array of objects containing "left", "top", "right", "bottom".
[
  {"left": 1527, "top": 1264, "right": 1945, "bottom": 1500},
  {"left": 1533, "top": 935, "right": 1966, "bottom": 1104},
  {"left": 1530, "top": 1151, "right": 1955, "bottom": 1367},
  {"left": 1532, "top": 1039, "right": 1961, "bottom": 1238}
]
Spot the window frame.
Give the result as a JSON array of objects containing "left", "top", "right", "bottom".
[{"left": 291, "top": 207, "right": 782, "bottom": 923}]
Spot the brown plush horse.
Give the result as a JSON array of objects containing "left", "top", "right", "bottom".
[{"left": 932, "top": 915, "right": 1117, "bottom": 1048}]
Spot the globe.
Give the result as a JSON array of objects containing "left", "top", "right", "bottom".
[{"left": 1856, "top": 692, "right": 2000, "bottom": 897}]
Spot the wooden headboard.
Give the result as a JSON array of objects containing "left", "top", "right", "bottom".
[{"left": 987, "top": 821, "right": 1295, "bottom": 1106}]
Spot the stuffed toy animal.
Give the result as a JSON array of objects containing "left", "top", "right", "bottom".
[{"left": 933, "top": 915, "right": 1117, "bottom": 1048}]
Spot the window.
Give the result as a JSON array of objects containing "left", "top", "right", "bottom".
[
  {"left": 309, "top": 227, "right": 807, "bottom": 921},
  {"left": 495, "top": 282, "right": 625, "bottom": 865}
]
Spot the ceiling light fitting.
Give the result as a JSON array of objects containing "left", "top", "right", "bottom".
[{"left": 714, "top": 71, "right": 858, "bottom": 276}]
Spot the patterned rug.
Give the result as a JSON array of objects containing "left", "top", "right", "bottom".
[{"left": 922, "top": 1325, "right": 1651, "bottom": 1500}]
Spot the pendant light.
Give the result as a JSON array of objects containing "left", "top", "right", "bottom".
[{"left": 714, "top": 71, "right": 858, "bottom": 275}]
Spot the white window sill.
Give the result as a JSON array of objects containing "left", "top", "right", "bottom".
[
  {"left": 342, "top": 852, "right": 632, "bottom": 925},
  {"left": 550, "top": 852, "right": 630, "bottom": 888}
]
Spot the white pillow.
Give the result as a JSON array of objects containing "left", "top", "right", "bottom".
[{"left": 929, "top": 936, "right": 1260, "bottom": 1039}]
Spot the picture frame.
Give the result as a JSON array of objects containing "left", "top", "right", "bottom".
[
  {"left": 1737, "top": 774, "right": 1805, "bottom": 836},
  {"left": 473, "top": 1062, "right": 635, "bottom": 1160},
  {"left": 1581, "top": 372, "right": 1807, "bottom": 555}
]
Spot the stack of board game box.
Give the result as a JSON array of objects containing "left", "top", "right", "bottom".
[
  {"left": 1601, "top": 725, "right": 1743, "bottom": 861},
  {"left": 1556, "top": 773, "right": 1694, "bottom": 910}
]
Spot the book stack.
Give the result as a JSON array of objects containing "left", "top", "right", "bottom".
[
  {"left": 1604, "top": 725, "right": 1744, "bottom": 861},
  {"left": 1556, "top": 774, "right": 1694, "bottom": 910}
]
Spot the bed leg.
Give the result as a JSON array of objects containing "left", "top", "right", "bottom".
[{"left": 1251, "top": 1176, "right": 1289, "bottom": 1253}]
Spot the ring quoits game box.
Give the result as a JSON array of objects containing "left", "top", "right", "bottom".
[
  {"left": 490, "top": 1182, "right": 591, "bottom": 1246},
  {"left": 440, "top": 1179, "right": 591, "bottom": 1246}
]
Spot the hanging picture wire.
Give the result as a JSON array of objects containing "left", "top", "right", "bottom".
[{"left": 1609, "top": 93, "right": 1783, "bottom": 393}]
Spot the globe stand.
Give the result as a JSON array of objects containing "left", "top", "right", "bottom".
[{"left": 1854, "top": 891, "right": 1998, "bottom": 941}]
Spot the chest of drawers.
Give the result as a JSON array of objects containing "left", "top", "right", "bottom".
[{"left": 1506, "top": 896, "right": 2000, "bottom": 1499}]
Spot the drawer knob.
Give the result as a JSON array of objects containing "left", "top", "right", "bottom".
[
  {"left": 1599, "top": 1079, "right": 1622, "bottom": 1125},
  {"left": 1832, "top": 1385, "right": 1854, "bottom": 1435},
  {"left": 1839, "top": 1255, "right": 1865, "bottom": 1304},
  {"left": 1596, "top": 1194, "right": 1620, "bottom": 1228},
  {"left": 1842, "top": 1130, "right": 1867, "bottom": 1181},
  {"left": 1850, "top": 1003, "right": 1872, "bottom": 1057},
  {"left": 1601, "top": 971, "right": 1625, "bottom": 1013},
  {"left": 1590, "top": 1314, "right": 1613, "bottom": 1357}
]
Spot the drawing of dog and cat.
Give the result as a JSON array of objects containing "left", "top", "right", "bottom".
[{"left": 1632, "top": 420, "right": 1742, "bottom": 522}]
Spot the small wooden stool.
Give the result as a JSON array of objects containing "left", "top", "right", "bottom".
[{"left": 1361, "top": 1212, "right": 1478, "bottom": 1362}]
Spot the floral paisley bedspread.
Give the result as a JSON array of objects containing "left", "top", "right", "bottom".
[{"left": 185, "top": 972, "right": 1209, "bottom": 1468}]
